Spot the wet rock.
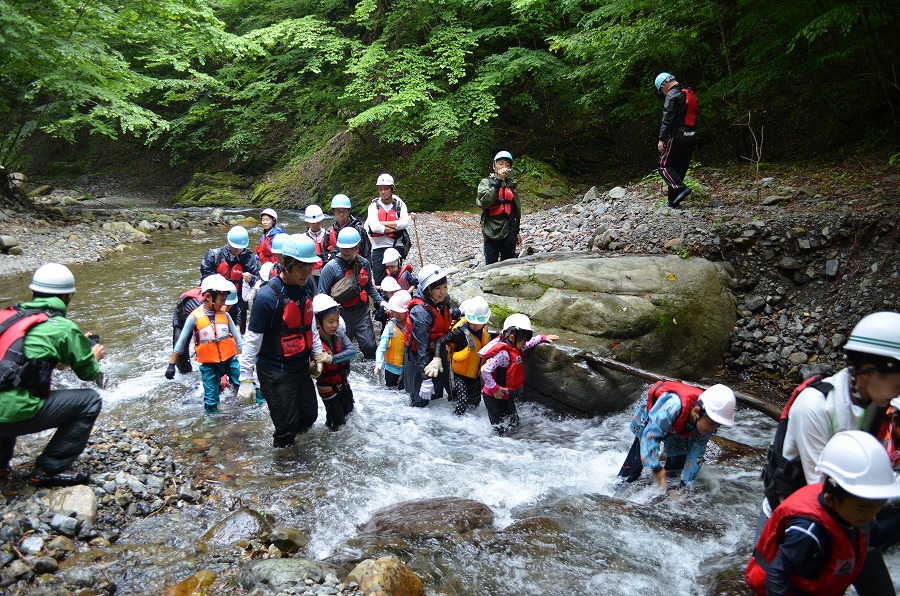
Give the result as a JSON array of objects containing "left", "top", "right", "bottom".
[
  {"left": 237, "top": 559, "right": 343, "bottom": 593},
  {"left": 32, "top": 556, "right": 59, "bottom": 574},
  {"left": 269, "top": 525, "right": 309, "bottom": 553},
  {"left": 46, "top": 535, "right": 76, "bottom": 555},
  {"left": 20, "top": 534, "right": 44, "bottom": 554},
  {"left": 49, "top": 514, "right": 79, "bottom": 537},
  {"left": 4, "top": 559, "right": 33, "bottom": 583},
  {"left": 164, "top": 569, "right": 216, "bottom": 596},
  {"left": 345, "top": 556, "right": 424, "bottom": 596},
  {"left": 48, "top": 484, "right": 98, "bottom": 525},
  {"left": 201, "top": 508, "right": 271, "bottom": 547},
  {"left": 608, "top": 186, "right": 627, "bottom": 200},
  {"left": 361, "top": 497, "right": 494, "bottom": 538},
  {"left": 59, "top": 566, "right": 96, "bottom": 588}
]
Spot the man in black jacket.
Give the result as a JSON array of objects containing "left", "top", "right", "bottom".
[{"left": 655, "top": 72, "right": 698, "bottom": 209}]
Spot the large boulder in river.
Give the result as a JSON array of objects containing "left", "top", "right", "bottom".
[
  {"left": 360, "top": 497, "right": 494, "bottom": 538},
  {"left": 199, "top": 508, "right": 271, "bottom": 548},
  {"left": 345, "top": 556, "right": 424, "bottom": 596},
  {"left": 453, "top": 252, "right": 737, "bottom": 416}
]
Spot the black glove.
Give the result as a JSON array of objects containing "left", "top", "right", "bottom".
[{"left": 165, "top": 364, "right": 176, "bottom": 380}]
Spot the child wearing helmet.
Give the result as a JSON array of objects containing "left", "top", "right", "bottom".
[
  {"left": 326, "top": 194, "right": 371, "bottom": 263},
  {"left": 476, "top": 151, "right": 521, "bottom": 265},
  {"left": 364, "top": 173, "right": 410, "bottom": 285},
  {"left": 747, "top": 431, "right": 900, "bottom": 595},
  {"left": 373, "top": 274, "right": 402, "bottom": 334},
  {"left": 381, "top": 247, "right": 418, "bottom": 292},
  {"left": 256, "top": 208, "right": 285, "bottom": 264},
  {"left": 304, "top": 205, "right": 328, "bottom": 289},
  {"left": 433, "top": 297, "right": 494, "bottom": 415},
  {"left": 238, "top": 235, "right": 325, "bottom": 448},
  {"left": 166, "top": 274, "right": 248, "bottom": 413},
  {"left": 316, "top": 227, "right": 385, "bottom": 360},
  {"left": 478, "top": 313, "right": 558, "bottom": 434},
  {"left": 375, "top": 292, "right": 412, "bottom": 390},
  {"left": 404, "top": 263, "right": 461, "bottom": 407},
  {"left": 617, "top": 382, "right": 735, "bottom": 490},
  {"left": 200, "top": 225, "right": 262, "bottom": 334},
  {"left": 312, "top": 295, "right": 358, "bottom": 430}
]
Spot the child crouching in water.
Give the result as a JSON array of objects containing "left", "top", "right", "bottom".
[
  {"left": 375, "top": 292, "right": 411, "bottom": 389},
  {"left": 434, "top": 297, "right": 492, "bottom": 415},
  {"left": 479, "top": 313, "right": 558, "bottom": 435},
  {"left": 312, "top": 294, "right": 358, "bottom": 429}
]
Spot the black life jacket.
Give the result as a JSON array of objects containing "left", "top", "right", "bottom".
[
  {"left": 260, "top": 279, "right": 314, "bottom": 363},
  {"left": 0, "top": 306, "right": 63, "bottom": 398}
]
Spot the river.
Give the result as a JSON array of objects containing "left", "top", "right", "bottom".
[{"left": 1, "top": 207, "right": 897, "bottom": 594}]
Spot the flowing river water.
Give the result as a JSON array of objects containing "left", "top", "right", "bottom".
[{"left": 2, "top": 207, "right": 898, "bottom": 594}]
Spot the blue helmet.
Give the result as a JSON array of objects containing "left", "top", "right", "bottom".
[
  {"left": 331, "top": 194, "right": 352, "bottom": 210},
  {"left": 336, "top": 227, "right": 361, "bottom": 248},
  {"left": 227, "top": 226, "right": 249, "bottom": 249},
  {"left": 270, "top": 232, "right": 287, "bottom": 254},
  {"left": 493, "top": 150, "right": 513, "bottom": 163},
  {"left": 655, "top": 72, "right": 674, "bottom": 91},
  {"left": 282, "top": 235, "right": 321, "bottom": 264}
]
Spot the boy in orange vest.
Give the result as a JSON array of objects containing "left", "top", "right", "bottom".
[{"left": 166, "top": 274, "right": 245, "bottom": 413}]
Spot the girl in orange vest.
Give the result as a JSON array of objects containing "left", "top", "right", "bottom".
[
  {"left": 433, "top": 297, "right": 493, "bottom": 415},
  {"left": 375, "top": 292, "right": 411, "bottom": 390},
  {"left": 312, "top": 295, "right": 358, "bottom": 429},
  {"left": 478, "top": 313, "right": 557, "bottom": 435},
  {"left": 166, "top": 274, "right": 245, "bottom": 413}
]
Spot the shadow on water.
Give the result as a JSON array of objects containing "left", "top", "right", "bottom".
[{"left": 3, "top": 212, "right": 898, "bottom": 594}]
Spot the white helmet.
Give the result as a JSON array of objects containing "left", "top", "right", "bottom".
[
  {"left": 382, "top": 247, "right": 402, "bottom": 266},
  {"left": 387, "top": 291, "right": 412, "bottom": 314},
  {"left": 698, "top": 384, "right": 736, "bottom": 427},
  {"left": 259, "top": 262, "right": 276, "bottom": 282},
  {"left": 502, "top": 313, "right": 532, "bottom": 332},
  {"left": 464, "top": 296, "right": 491, "bottom": 325},
  {"left": 844, "top": 312, "right": 900, "bottom": 362},
  {"left": 29, "top": 263, "right": 76, "bottom": 294},
  {"left": 201, "top": 274, "right": 234, "bottom": 294},
  {"left": 380, "top": 276, "right": 401, "bottom": 293},
  {"left": 816, "top": 430, "right": 900, "bottom": 500},
  {"left": 418, "top": 264, "right": 446, "bottom": 291},
  {"left": 304, "top": 204, "right": 325, "bottom": 223},
  {"left": 376, "top": 173, "right": 395, "bottom": 187},
  {"left": 312, "top": 294, "right": 340, "bottom": 314},
  {"left": 260, "top": 208, "right": 278, "bottom": 221}
]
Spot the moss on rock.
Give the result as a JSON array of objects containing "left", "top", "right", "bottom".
[{"left": 173, "top": 172, "right": 250, "bottom": 207}]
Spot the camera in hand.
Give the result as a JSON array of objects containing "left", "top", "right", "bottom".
[{"left": 88, "top": 334, "right": 100, "bottom": 345}]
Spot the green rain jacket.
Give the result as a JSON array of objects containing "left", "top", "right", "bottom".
[
  {"left": 476, "top": 174, "right": 521, "bottom": 241},
  {"left": 0, "top": 297, "right": 101, "bottom": 423}
]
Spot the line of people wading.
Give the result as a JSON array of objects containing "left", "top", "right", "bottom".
[{"left": 3, "top": 144, "right": 900, "bottom": 595}]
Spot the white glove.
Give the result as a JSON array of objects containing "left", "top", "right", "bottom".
[
  {"left": 382, "top": 302, "right": 391, "bottom": 312},
  {"left": 419, "top": 379, "right": 434, "bottom": 401},
  {"left": 423, "top": 357, "right": 443, "bottom": 378},
  {"left": 314, "top": 351, "right": 333, "bottom": 364},
  {"left": 238, "top": 380, "right": 257, "bottom": 406},
  {"left": 309, "top": 361, "right": 323, "bottom": 379}
]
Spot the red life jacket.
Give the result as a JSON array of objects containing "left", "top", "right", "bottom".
[
  {"left": 326, "top": 227, "right": 339, "bottom": 254},
  {"left": 645, "top": 380, "right": 704, "bottom": 437},
  {"left": 404, "top": 297, "right": 452, "bottom": 356},
  {"left": 260, "top": 279, "right": 314, "bottom": 361},
  {"left": 683, "top": 87, "right": 698, "bottom": 127},
  {"left": 746, "top": 483, "right": 866, "bottom": 596},
  {"left": 256, "top": 233, "right": 277, "bottom": 264},
  {"left": 337, "top": 260, "right": 369, "bottom": 308},
  {"left": 215, "top": 257, "right": 244, "bottom": 295},
  {"left": 317, "top": 334, "right": 350, "bottom": 391},
  {"left": 396, "top": 264, "right": 415, "bottom": 290},
  {"left": 307, "top": 230, "right": 327, "bottom": 271},
  {"left": 481, "top": 340, "right": 525, "bottom": 392},
  {"left": 761, "top": 376, "right": 835, "bottom": 511},
  {"left": 370, "top": 199, "right": 400, "bottom": 238},
  {"left": 488, "top": 187, "right": 515, "bottom": 217},
  {"left": 0, "top": 306, "right": 62, "bottom": 398},
  {"left": 180, "top": 287, "right": 203, "bottom": 302}
]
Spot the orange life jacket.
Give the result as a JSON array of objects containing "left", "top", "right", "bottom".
[
  {"left": 480, "top": 340, "right": 524, "bottom": 393},
  {"left": 190, "top": 307, "right": 238, "bottom": 363},
  {"left": 488, "top": 187, "right": 515, "bottom": 217},
  {"left": 746, "top": 483, "right": 866, "bottom": 596},
  {"left": 645, "top": 380, "right": 704, "bottom": 437},
  {"left": 384, "top": 321, "right": 405, "bottom": 367},
  {"left": 404, "top": 297, "right": 452, "bottom": 356},
  {"left": 450, "top": 319, "right": 489, "bottom": 379}
]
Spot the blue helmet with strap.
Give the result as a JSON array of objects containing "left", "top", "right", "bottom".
[{"left": 655, "top": 72, "right": 674, "bottom": 91}]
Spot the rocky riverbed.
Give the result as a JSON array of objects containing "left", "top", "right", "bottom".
[{"left": 0, "top": 162, "right": 897, "bottom": 592}]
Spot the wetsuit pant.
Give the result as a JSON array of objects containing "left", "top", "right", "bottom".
[
  {"left": 453, "top": 375, "right": 482, "bottom": 415},
  {"left": 482, "top": 388, "right": 521, "bottom": 435},
  {"left": 385, "top": 370, "right": 402, "bottom": 389},
  {"left": 257, "top": 365, "right": 318, "bottom": 448},
  {"left": 0, "top": 389, "right": 101, "bottom": 474},
  {"left": 658, "top": 137, "right": 695, "bottom": 204},
  {"left": 320, "top": 385, "right": 354, "bottom": 430},
  {"left": 371, "top": 247, "right": 388, "bottom": 286},
  {"left": 617, "top": 436, "right": 688, "bottom": 482},
  {"left": 483, "top": 232, "right": 517, "bottom": 265},
  {"left": 342, "top": 303, "right": 377, "bottom": 359},
  {"left": 199, "top": 358, "right": 241, "bottom": 410}
]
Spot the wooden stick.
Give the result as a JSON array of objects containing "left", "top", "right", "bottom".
[
  {"left": 411, "top": 212, "right": 424, "bottom": 267},
  {"left": 582, "top": 353, "right": 781, "bottom": 420}
]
